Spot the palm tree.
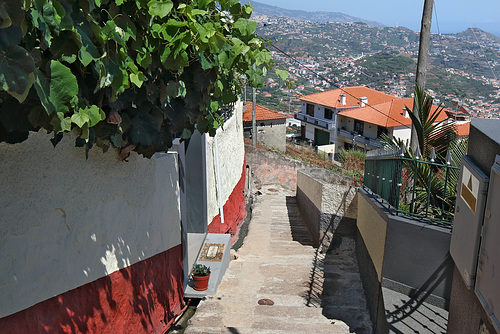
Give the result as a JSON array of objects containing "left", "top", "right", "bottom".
[{"left": 381, "top": 86, "right": 467, "bottom": 222}]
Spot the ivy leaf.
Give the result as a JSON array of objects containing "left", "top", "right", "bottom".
[
  {"left": 49, "top": 30, "right": 82, "bottom": 59},
  {"left": 76, "top": 26, "right": 100, "bottom": 67},
  {"left": 166, "top": 80, "right": 186, "bottom": 98},
  {"left": 0, "top": 26, "right": 23, "bottom": 51},
  {"left": 0, "top": 45, "right": 35, "bottom": 103},
  {"left": 130, "top": 113, "right": 158, "bottom": 146},
  {"left": 275, "top": 69, "right": 289, "bottom": 81},
  {"left": 49, "top": 60, "right": 79, "bottom": 113},
  {"left": 71, "top": 110, "right": 90, "bottom": 128},
  {"left": 51, "top": 111, "right": 72, "bottom": 133},
  {"left": 86, "top": 105, "right": 106, "bottom": 126},
  {"left": 130, "top": 72, "right": 146, "bottom": 88},
  {"left": 148, "top": 0, "right": 173, "bottom": 18},
  {"left": 34, "top": 69, "right": 55, "bottom": 115}
]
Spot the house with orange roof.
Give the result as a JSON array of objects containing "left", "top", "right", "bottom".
[
  {"left": 296, "top": 86, "right": 452, "bottom": 153},
  {"left": 243, "top": 102, "right": 288, "bottom": 152}
]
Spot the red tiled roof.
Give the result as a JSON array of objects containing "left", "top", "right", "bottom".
[
  {"left": 455, "top": 122, "right": 470, "bottom": 137},
  {"left": 337, "top": 98, "right": 449, "bottom": 128},
  {"left": 242, "top": 102, "right": 288, "bottom": 122},
  {"left": 299, "top": 86, "right": 396, "bottom": 109}
]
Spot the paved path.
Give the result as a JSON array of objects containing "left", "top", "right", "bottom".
[{"left": 185, "top": 185, "right": 372, "bottom": 334}]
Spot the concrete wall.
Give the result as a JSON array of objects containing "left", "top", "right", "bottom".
[
  {"left": 357, "top": 191, "right": 388, "bottom": 281},
  {"left": 356, "top": 189, "right": 454, "bottom": 331},
  {"left": 0, "top": 131, "right": 183, "bottom": 333},
  {"left": 205, "top": 101, "right": 247, "bottom": 242},
  {"left": 256, "top": 121, "right": 286, "bottom": 152},
  {"left": 296, "top": 169, "right": 357, "bottom": 247}
]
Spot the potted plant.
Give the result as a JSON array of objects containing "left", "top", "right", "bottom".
[{"left": 191, "top": 264, "right": 211, "bottom": 291}]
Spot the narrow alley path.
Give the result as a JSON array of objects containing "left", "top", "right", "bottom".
[{"left": 184, "top": 185, "right": 372, "bottom": 334}]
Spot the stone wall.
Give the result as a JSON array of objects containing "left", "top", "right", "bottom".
[{"left": 245, "top": 144, "right": 317, "bottom": 191}]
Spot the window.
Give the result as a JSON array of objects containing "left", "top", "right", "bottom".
[
  {"left": 354, "top": 120, "right": 364, "bottom": 134},
  {"left": 306, "top": 103, "right": 314, "bottom": 116},
  {"left": 324, "top": 108, "right": 333, "bottom": 120},
  {"left": 377, "top": 126, "right": 388, "bottom": 138}
]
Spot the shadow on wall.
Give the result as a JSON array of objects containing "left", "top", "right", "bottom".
[
  {"left": 2, "top": 236, "right": 184, "bottom": 334},
  {"left": 0, "top": 132, "right": 184, "bottom": 333},
  {"left": 384, "top": 255, "right": 451, "bottom": 334}
]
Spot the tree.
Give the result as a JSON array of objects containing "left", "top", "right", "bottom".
[{"left": 0, "top": 0, "right": 283, "bottom": 157}]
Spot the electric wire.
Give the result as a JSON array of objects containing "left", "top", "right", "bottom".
[
  {"left": 455, "top": 0, "right": 498, "bottom": 81},
  {"left": 257, "top": 27, "right": 412, "bottom": 129}
]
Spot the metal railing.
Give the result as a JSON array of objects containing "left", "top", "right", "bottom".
[
  {"left": 364, "top": 151, "right": 460, "bottom": 225},
  {"left": 294, "top": 113, "right": 335, "bottom": 130},
  {"left": 220, "top": 103, "right": 235, "bottom": 122}
]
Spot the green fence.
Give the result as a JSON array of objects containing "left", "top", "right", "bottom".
[{"left": 364, "top": 153, "right": 460, "bottom": 225}]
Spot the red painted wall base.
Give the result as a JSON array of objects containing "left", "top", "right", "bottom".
[
  {"left": 0, "top": 245, "right": 183, "bottom": 334},
  {"left": 208, "top": 162, "right": 247, "bottom": 245}
]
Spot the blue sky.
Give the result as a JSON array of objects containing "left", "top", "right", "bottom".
[{"left": 252, "top": 0, "right": 500, "bottom": 36}]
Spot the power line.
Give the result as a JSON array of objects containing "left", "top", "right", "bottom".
[
  {"left": 455, "top": 0, "right": 498, "bottom": 81},
  {"left": 258, "top": 31, "right": 412, "bottom": 129}
]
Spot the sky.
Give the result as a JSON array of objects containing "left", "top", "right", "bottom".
[{"left": 251, "top": 0, "right": 500, "bottom": 37}]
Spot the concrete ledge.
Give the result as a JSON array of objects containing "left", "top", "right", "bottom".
[{"left": 184, "top": 233, "right": 231, "bottom": 298}]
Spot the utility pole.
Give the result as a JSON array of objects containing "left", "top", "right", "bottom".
[
  {"left": 252, "top": 64, "right": 257, "bottom": 147},
  {"left": 411, "top": 0, "right": 434, "bottom": 152}
]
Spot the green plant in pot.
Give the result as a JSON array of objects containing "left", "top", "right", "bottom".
[{"left": 191, "top": 264, "right": 211, "bottom": 291}]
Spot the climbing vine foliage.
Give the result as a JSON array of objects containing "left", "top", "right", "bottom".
[{"left": 0, "top": 0, "right": 279, "bottom": 157}]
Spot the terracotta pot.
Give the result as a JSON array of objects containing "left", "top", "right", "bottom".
[{"left": 192, "top": 273, "right": 210, "bottom": 291}]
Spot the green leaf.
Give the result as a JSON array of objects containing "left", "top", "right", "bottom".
[
  {"left": 49, "top": 30, "right": 82, "bottom": 59},
  {"left": 130, "top": 72, "right": 146, "bottom": 88},
  {"left": 76, "top": 26, "right": 100, "bottom": 67},
  {"left": 148, "top": 0, "right": 173, "bottom": 18},
  {"left": 49, "top": 60, "right": 78, "bottom": 114},
  {"left": 275, "top": 69, "right": 289, "bottom": 81},
  {"left": 86, "top": 105, "right": 106, "bottom": 126},
  {"left": 34, "top": 69, "right": 55, "bottom": 115},
  {"left": 51, "top": 112, "right": 72, "bottom": 133},
  {"left": 71, "top": 110, "right": 90, "bottom": 128},
  {"left": 0, "top": 45, "right": 35, "bottom": 103},
  {"left": 130, "top": 113, "right": 158, "bottom": 146}
]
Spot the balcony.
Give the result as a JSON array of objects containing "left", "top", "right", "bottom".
[
  {"left": 337, "top": 128, "right": 383, "bottom": 149},
  {"left": 294, "top": 113, "right": 335, "bottom": 130}
]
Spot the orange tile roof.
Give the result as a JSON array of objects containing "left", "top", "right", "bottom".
[
  {"left": 299, "top": 86, "right": 396, "bottom": 109},
  {"left": 454, "top": 122, "right": 470, "bottom": 137},
  {"left": 242, "top": 102, "right": 288, "bottom": 122},
  {"left": 337, "top": 98, "right": 450, "bottom": 128}
]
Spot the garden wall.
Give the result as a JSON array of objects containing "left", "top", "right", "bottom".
[{"left": 0, "top": 131, "right": 183, "bottom": 334}]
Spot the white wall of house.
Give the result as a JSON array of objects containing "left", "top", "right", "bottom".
[
  {"left": 393, "top": 126, "right": 411, "bottom": 144},
  {"left": 205, "top": 101, "right": 245, "bottom": 223},
  {"left": 0, "top": 131, "right": 181, "bottom": 318},
  {"left": 364, "top": 123, "right": 378, "bottom": 139},
  {"left": 305, "top": 124, "right": 315, "bottom": 141}
]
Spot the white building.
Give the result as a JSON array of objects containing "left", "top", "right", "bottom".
[{"left": 296, "top": 86, "right": 450, "bottom": 153}]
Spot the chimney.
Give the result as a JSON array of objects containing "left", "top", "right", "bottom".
[
  {"left": 360, "top": 96, "right": 367, "bottom": 107},
  {"left": 403, "top": 108, "right": 409, "bottom": 118},
  {"left": 340, "top": 94, "right": 346, "bottom": 106}
]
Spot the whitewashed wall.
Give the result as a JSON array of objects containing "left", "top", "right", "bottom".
[
  {"left": 205, "top": 101, "right": 245, "bottom": 222},
  {"left": 0, "top": 131, "right": 181, "bottom": 317},
  {"left": 392, "top": 126, "right": 411, "bottom": 144}
]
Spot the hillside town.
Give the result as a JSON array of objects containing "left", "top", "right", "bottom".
[{"left": 251, "top": 16, "right": 500, "bottom": 118}]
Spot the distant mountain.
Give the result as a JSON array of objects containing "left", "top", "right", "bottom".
[
  {"left": 456, "top": 28, "right": 500, "bottom": 46},
  {"left": 248, "top": 1, "right": 385, "bottom": 27}
]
